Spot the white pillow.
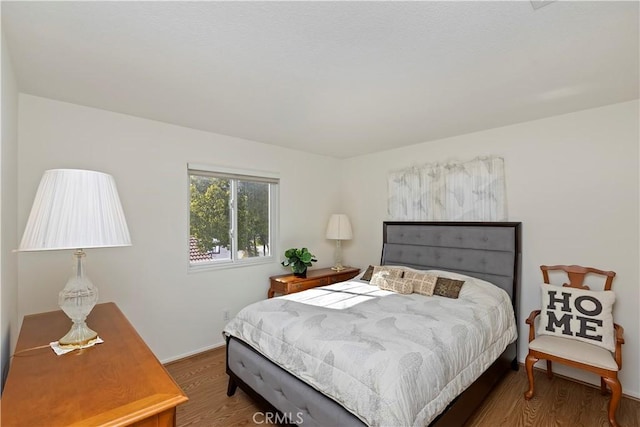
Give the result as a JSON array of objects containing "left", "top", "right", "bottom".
[{"left": 537, "top": 283, "right": 616, "bottom": 352}]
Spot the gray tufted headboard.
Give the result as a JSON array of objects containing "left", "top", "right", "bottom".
[{"left": 381, "top": 221, "right": 521, "bottom": 307}]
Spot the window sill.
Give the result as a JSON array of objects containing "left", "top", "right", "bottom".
[{"left": 188, "top": 256, "right": 277, "bottom": 274}]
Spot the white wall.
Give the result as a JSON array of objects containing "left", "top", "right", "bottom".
[
  {"left": 342, "top": 100, "right": 640, "bottom": 398},
  {"left": 1, "top": 31, "right": 19, "bottom": 391},
  {"left": 17, "top": 94, "right": 342, "bottom": 361}
]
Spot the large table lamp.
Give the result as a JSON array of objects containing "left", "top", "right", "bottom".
[
  {"left": 19, "top": 169, "right": 131, "bottom": 348},
  {"left": 325, "top": 214, "right": 352, "bottom": 271}
]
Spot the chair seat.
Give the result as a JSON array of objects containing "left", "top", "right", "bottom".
[{"left": 529, "top": 335, "right": 618, "bottom": 371}]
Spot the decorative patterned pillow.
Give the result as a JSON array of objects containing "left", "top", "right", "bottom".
[
  {"left": 378, "top": 277, "right": 413, "bottom": 294},
  {"left": 370, "top": 266, "right": 403, "bottom": 288},
  {"left": 433, "top": 277, "right": 465, "bottom": 299},
  {"left": 361, "top": 265, "right": 375, "bottom": 282},
  {"left": 404, "top": 271, "right": 438, "bottom": 296},
  {"left": 537, "top": 284, "right": 616, "bottom": 352}
]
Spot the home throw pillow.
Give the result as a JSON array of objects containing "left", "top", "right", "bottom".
[
  {"left": 433, "top": 277, "right": 465, "bottom": 299},
  {"left": 537, "top": 283, "right": 616, "bottom": 352},
  {"left": 378, "top": 277, "right": 413, "bottom": 294},
  {"left": 404, "top": 271, "right": 438, "bottom": 296},
  {"left": 370, "top": 266, "right": 403, "bottom": 288}
]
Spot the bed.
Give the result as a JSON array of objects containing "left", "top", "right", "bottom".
[{"left": 224, "top": 221, "right": 521, "bottom": 426}]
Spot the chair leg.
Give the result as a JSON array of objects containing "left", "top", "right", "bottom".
[
  {"left": 524, "top": 353, "right": 538, "bottom": 400},
  {"left": 546, "top": 360, "right": 553, "bottom": 379},
  {"left": 602, "top": 376, "right": 621, "bottom": 427},
  {"left": 601, "top": 377, "right": 608, "bottom": 395}
]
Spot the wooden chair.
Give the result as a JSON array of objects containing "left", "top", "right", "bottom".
[{"left": 524, "top": 265, "right": 624, "bottom": 427}]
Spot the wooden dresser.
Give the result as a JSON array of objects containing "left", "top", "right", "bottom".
[
  {"left": 268, "top": 266, "right": 360, "bottom": 298},
  {"left": 1, "top": 302, "right": 188, "bottom": 426}
]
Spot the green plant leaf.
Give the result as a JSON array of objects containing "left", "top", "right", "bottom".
[
  {"left": 300, "top": 252, "right": 312, "bottom": 263},
  {"left": 282, "top": 247, "right": 316, "bottom": 272}
]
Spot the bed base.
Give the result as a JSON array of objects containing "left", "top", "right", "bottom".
[
  {"left": 227, "top": 336, "right": 517, "bottom": 426},
  {"left": 226, "top": 336, "right": 366, "bottom": 426}
]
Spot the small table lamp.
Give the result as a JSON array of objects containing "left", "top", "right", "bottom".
[
  {"left": 19, "top": 169, "right": 131, "bottom": 348},
  {"left": 325, "top": 214, "right": 353, "bottom": 271}
]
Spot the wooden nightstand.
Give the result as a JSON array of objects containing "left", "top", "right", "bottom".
[{"left": 268, "top": 266, "right": 360, "bottom": 298}]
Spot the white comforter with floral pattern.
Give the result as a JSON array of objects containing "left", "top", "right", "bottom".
[{"left": 223, "top": 270, "right": 517, "bottom": 426}]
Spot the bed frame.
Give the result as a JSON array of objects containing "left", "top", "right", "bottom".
[{"left": 226, "top": 221, "right": 521, "bottom": 426}]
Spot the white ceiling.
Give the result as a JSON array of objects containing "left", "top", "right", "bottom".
[{"left": 2, "top": 1, "right": 638, "bottom": 158}]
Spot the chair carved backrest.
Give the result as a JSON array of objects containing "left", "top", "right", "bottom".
[{"left": 541, "top": 264, "right": 616, "bottom": 291}]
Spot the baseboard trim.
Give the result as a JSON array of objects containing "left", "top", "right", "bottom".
[
  {"left": 522, "top": 362, "right": 640, "bottom": 402},
  {"left": 161, "top": 340, "right": 226, "bottom": 364}
]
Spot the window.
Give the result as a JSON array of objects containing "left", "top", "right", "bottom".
[{"left": 188, "top": 164, "right": 278, "bottom": 269}]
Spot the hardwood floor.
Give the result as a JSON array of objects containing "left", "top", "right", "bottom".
[
  {"left": 165, "top": 346, "right": 640, "bottom": 427},
  {"left": 466, "top": 368, "right": 639, "bottom": 427}
]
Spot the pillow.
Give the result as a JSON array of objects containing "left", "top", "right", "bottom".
[
  {"left": 370, "top": 266, "right": 403, "bottom": 288},
  {"left": 361, "top": 265, "right": 375, "bottom": 282},
  {"left": 433, "top": 277, "right": 465, "bottom": 299},
  {"left": 378, "top": 276, "right": 413, "bottom": 294},
  {"left": 537, "top": 284, "right": 615, "bottom": 352},
  {"left": 403, "top": 271, "right": 438, "bottom": 296}
]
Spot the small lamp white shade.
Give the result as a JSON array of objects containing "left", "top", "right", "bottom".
[
  {"left": 19, "top": 169, "right": 132, "bottom": 251},
  {"left": 325, "top": 214, "right": 353, "bottom": 240}
]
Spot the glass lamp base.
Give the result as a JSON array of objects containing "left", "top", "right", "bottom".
[
  {"left": 59, "top": 322, "right": 98, "bottom": 348},
  {"left": 58, "top": 249, "right": 99, "bottom": 348},
  {"left": 331, "top": 240, "right": 346, "bottom": 271}
]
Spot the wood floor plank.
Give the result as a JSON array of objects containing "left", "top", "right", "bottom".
[{"left": 165, "top": 347, "right": 640, "bottom": 426}]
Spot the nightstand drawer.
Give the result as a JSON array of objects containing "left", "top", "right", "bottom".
[{"left": 292, "top": 278, "right": 328, "bottom": 292}]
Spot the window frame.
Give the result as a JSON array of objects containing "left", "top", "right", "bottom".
[{"left": 187, "top": 163, "right": 279, "bottom": 272}]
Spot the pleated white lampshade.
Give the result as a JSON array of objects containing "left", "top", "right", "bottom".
[
  {"left": 19, "top": 169, "right": 131, "bottom": 251},
  {"left": 325, "top": 214, "right": 353, "bottom": 240}
]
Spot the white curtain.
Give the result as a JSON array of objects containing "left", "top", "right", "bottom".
[{"left": 388, "top": 156, "right": 507, "bottom": 221}]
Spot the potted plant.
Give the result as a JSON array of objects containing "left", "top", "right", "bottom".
[{"left": 281, "top": 248, "right": 317, "bottom": 277}]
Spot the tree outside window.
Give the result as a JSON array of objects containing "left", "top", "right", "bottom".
[{"left": 189, "top": 168, "right": 277, "bottom": 267}]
